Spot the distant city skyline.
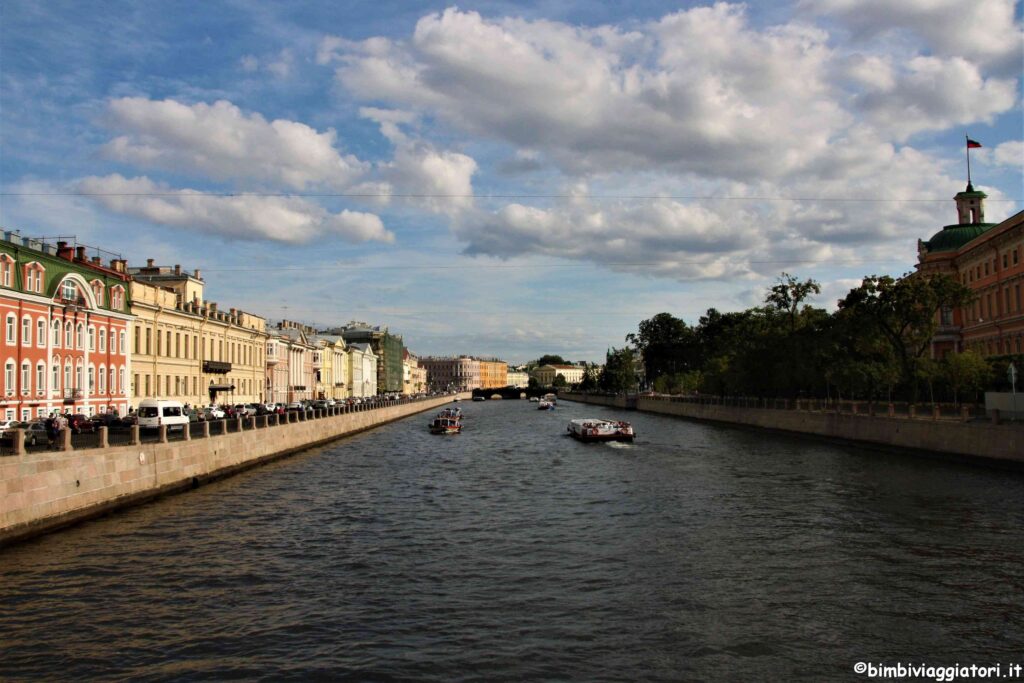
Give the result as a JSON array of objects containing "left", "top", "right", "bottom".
[{"left": 2, "top": 0, "right": 1021, "bottom": 364}]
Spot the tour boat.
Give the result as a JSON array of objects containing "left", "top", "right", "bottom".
[
  {"left": 537, "top": 399, "right": 555, "bottom": 410},
  {"left": 529, "top": 397, "right": 540, "bottom": 403},
  {"left": 543, "top": 393, "right": 557, "bottom": 404},
  {"left": 567, "top": 418, "right": 635, "bottom": 442},
  {"left": 429, "top": 416, "right": 462, "bottom": 434},
  {"left": 472, "top": 396, "right": 486, "bottom": 402},
  {"left": 439, "top": 407, "right": 462, "bottom": 419}
]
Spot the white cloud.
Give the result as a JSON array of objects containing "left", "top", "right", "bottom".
[
  {"left": 78, "top": 174, "right": 393, "bottom": 244},
  {"left": 989, "top": 141, "right": 1023, "bottom": 169},
  {"left": 329, "top": 6, "right": 1017, "bottom": 181},
  {"left": 102, "top": 97, "right": 366, "bottom": 189},
  {"left": 802, "top": 0, "right": 1023, "bottom": 72},
  {"left": 240, "top": 55, "right": 259, "bottom": 72},
  {"left": 267, "top": 48, "right": 295, "bottom": 78}
]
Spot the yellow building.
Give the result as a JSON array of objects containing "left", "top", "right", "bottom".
[
  {"left": 479, "top": 359, "right": 509, "bottom": 389},
  {"left": 129, "top": 263, "right": 267, "bottom": 408},
  {"left": 311, "top": 335, "right": 348, "bottom": 401},
  {"left": 530, "top": 364, "right": 585, "bottom": 386}
]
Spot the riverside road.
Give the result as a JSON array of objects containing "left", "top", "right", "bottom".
[{"left": 1, "top": 399, "right": 1022, "bottom": 681}]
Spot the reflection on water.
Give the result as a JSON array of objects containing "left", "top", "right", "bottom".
[{"left": 2, "top": 400, "right": 1023, "bottom": 680}]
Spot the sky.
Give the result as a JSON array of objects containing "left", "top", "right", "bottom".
[{"left": 1, "top": 0, "right": 1021, "bottom": 364}]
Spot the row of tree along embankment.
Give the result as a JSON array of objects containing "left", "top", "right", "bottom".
[
  {"left": 0, "top": 394, "right": 469, "bottom": 548},
  {"left": 560, "top": 392, "right": 1023, "bottom": 466}
]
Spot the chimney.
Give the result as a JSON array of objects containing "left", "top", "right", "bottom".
[
  {"left": 75, "top": 246, "right": 86, "bottom": 261},
  {"left": 174, "top": 264, "right": 181, "bottom": 275},
  {"left": 209, "top": 302, "right": 217, "bottom": 313},
  {"left": 193, "top": 268, "right": 202, "bottom": 280},
  {"left": 56, "top": 241, "right": 74, "bottom": 261},
  {"left": 92, "top": 256, "right": 102, "bottom": 265},
  {"left": 230, "top": 308, "right": 236, "bottom": 316},
  {"left": 146, "top": 258, "right": 155, "bottom": 267}
]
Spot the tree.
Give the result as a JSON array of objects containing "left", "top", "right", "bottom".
[
  {"left": 599, "top": 347, "right": 636, "bottom": 393},
  {"left": 578, "top": 366, "right": 598, "bottom": 391},
  {"left": 626, "top": 313, "right": 696, "bottom": 384},
  {"left": 536, "top": 354, "right": 567, "bottom": 366},
  {"left": 766, "top": 272, "right": 822, "bottom": 334},
  {"left": 552, "top": 374, "right": 568, "bottom": 388},
  {"left": 838, "top": 273, "right": 973, "bottom": 402},
  {"left": 527, "top": 376, "right": 539, "bottom": 389},
  {"left": 941, "top": 350, "right": 991, "bottom": 406}
]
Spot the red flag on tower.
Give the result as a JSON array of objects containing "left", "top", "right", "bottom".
[{"left": 967, "top": 138, "right": 982, "bottom": 148}]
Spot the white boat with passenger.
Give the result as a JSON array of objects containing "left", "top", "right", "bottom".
[{"left": 567, "top": 418, "right": 635, "bottom": 443}]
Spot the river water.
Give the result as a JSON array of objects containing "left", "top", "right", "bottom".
[{"left": 2, "top": 399, "right": 1023, "bottom": 681}]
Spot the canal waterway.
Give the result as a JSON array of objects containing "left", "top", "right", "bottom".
[{"left": 2, "top": 399, "right": 1023, "bottom": 680}]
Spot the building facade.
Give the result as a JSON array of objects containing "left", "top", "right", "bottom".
[
  {"left": 917, "top": 185, "right": 1024, "bottom": 358},
  {"left": 267, "top": 321, "right": 317, "bottom": 403},
  {"left": 129, "top": 262, "right": 267, "bottom": 407},
  {"left": 531, "top": 364, "right": 586, "bottom": 386},
  {"left": 478, "top": 359, "right": 509, "bottom": 389},
  {"left": 506, "top": 368, "right": 529, "bottom": 388},
  {"left": 0, "top": 235, "right": 133, "bottom": 420},
  {"left": 347, "top": 342, "right": 378, "bottom": 397},
  {"left": 310, "top": 335, "right": 348, "bottom": 401},
  {"left": 333, "top": 322, "right": 404, "bottom": 394},
  {"left": 420, "top": 356, "right": 481, "bottom": 391}
]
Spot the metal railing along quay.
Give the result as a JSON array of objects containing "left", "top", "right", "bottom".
[{"left": 0, "top": 394, "right": 450, "bottom": 457}]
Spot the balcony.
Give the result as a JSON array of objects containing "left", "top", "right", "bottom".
[
  {"left": 63, "top": 388, "right": 82, "bottom": 404},
  {"left": 203, "top": 360, "right": 232, "bottom": 374},
  {"left": 266, "top": 353, "right": 279, "bottom": 365}
]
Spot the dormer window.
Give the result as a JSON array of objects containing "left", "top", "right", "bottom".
[
  {"left": 110, "top": 286, "right": 125, "bottom": 310},
  {"left": 91, "top": 280, "right": 105, "bottom": 306},
  {"left": 23, "top": 262, "right": 45, "bottom": 294},
  {"left": 61, "top": 279, "right": 76, "bottom": 302},
  {"left": 0, "top": 255, "right": 13, "bottom": 288}
]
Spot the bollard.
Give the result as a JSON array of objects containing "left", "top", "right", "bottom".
[
  {"left": 203, "top": 421, "right": 210, "bottom": 438},
  {"left": 992, "top": 409, "right": 1001, "bottom": 425},
  {"left": 131, "top": 424, "right": 141, "bottom": 445},
  {"left": 868, "top": 403, "right": 876, "bottom": 417},
  {"left": 99, "top": 425, "right": 109, "bottom": 448},
  {"left": 932, "top": 404, "right": 940, "bottom": 420},
  {"left": 249, "top": 416, "right": 257, "bottom": 430},
  {"left": 158, "top": 425, "right": 168, "bottom": 443},
  {"left": 888, "top": 403, "right": 895, "bottom": 418},
  {"left": 12, "top": 428, "right": 25, "bottom": 455},
  {"left": 908, "top": 405, "right": 916, "bottom": 420},
  {"left": 60, "top": 428, "right": 72, "bottom": 451},
  {"left": 236, "top": 416, "right": 244, "bottom": 431},
  {"left": 850, "top": 402, "right": 858, "bottom": 415},
  {"left": 961, "top": 405, "right": 970, "bottom": 422}
]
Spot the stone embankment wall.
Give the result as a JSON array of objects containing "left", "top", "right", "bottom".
[
  {"left": 0, "top": 394, "right": 468, "bottom": 547},
  {"left": 559, "top": 392, "right": 635, "bottom": 409},
  {"left": 561, "top": 392, "right": 1023, "bottom": 465}
]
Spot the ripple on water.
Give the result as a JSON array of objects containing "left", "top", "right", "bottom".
[{"left": 2, "top": 401, "right": 1024, "bottom": 680}]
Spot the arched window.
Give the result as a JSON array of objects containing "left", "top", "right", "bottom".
[
  {"left": 64, "top": 363, "right": 71, "bottom": 393},
  {"left": 36, "top": 362, "right": 45, "bottom": 395},
  {"left": 52, "top": 320, "right": 61, "bottom": 347},
  {"left": 109, "top": 367, "right": 115, "bottom": 395},
  {"left": 0, "top": 256, "right": 13, "bottom": 287},
  {"left": 65, "top": 322, "right": 73, "bottom": 348},
  {"left": 88, "top": 326, "right": 95, "bottom": 351},
  {"left": 119, "top": 366, "right": 125, "bottom": 394},
  {"left": 88, "top": 365, "right": 95, "bottom": 392},
  {"left": 76, "top": 324, "right": 84, "bottom": 349},
  {"left": 21, "top": 316, "right": 30, "bottom": 346},
  {"left": 61, "top": 279, "right": 76, "bottom": 302},
  {"left": 98, "top": 365, "right": 106, "bottom": 394},
  {"left": 5, "top": 314, "right": 15, "bottom": 344},
  {"left": 76, "top": 363, "right": 83, "bottom": 392},
  {"left": 110, "top": 286, "right": 124, "bottom": 310},
  {"left": 120, "top": 331, "right": 126, "bottom": 354},
  {"left": 21, "top": 361, "right": 30, "bottom": 395},
  {"left": 4, "top": 361, "right": 13, "bottom": 395},
  {"left": 99, "top": 328, "right": 106, "bottom": 352},
  {"left": 52, "top": 361, "right": 60, "bottom": 393},
  {"left": 36, "top": 319, "right": 45, "bottom": 348}
]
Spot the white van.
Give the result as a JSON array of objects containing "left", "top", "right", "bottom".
[{"left": 136, "top": 399, "right": 189, "bottom": 431}]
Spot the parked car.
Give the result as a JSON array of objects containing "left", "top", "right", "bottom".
[
  {"left": 67, "top": 414, "right": 96, "bottom": 434},
  {"left": 312, "top": 400, "right": 329, "bottom": 409},
  {"left": 0, "top": 419, "right": 20, "bottom": 436},
  {"left": 19, "top": 421, "right": 50, "bottom": 447},
  {"left": 286, "top": 402, "right": 303, "bottom": 411},
  {"left": 136, "top": 399, "right": 188, "bottom": 432},
  {"left": 205, "top": 406, "right": 226, "bottom": 419}
]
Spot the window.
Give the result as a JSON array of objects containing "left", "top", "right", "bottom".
[
  {"left": 1014, "top": 248, "right": 1020, "bottom": 266},
  {"left": 88, "top": 365, "right": 95, "bottom": 392},
  {"left": 109, "top": 367, "right": 115, "bottom": 394},
  {"left": 61, "top": 279, "right": 76, "bottom": 301},
  {"left": 0, "top": 257, "right": 11, "bottom": 287},
  {"left": 91, "top": 281, "right": 104, "bottom": 306},
  {"left": 21, "top": 316, "right": 30, "bottom": 346},
  {"left": 120, "top": 331, "right": 125, "bottom": 354},
  {"left": 134, "top": 327, "right": 140, "bottom": 354},
  {"left": 36, "top": 363, "right": 44, "bottom": 395},
  {"left": 99, "top": 328, "right": 106, "bottom": 352},
  {"left": 166, "top": 331, "right": 171, "bottom": 357},
  {"left": 156, "top": 330, "right": 162, "bottom": 356},
  {"left": 64, "top": 364, "right": 71, "bottom": 393},
  {"left": 52, "top": 320, "right": 61, "bottom": 347},
  {"left": 21, "top": 361, "right": 30, "bottom": 395},
  {"left": 76, "top": 365, "right": 83, "bottom": 393},
  {"left": 66, "top": 322, "right": 73, "bottom": 348},
  {"left": 5, "top": 314, "right": 15, "bottom": 344},
  {"left": 145, "top": 374, "right": 150, "bottom": 396},
  {"left": 111, "top": 287, "right": 124, "bottom": 310},
  {"left": 98, "top": 366, "right": 105, "bottom": 394},
  {"left": 21, "top": 409, "right": 29, "bottom": 422},
  {"left": 76, "top": 324, "right": 84, "bottom": 349},
  {"left": 4, "top": 362, "right": 13, "bottom": 395},
  {"left": 145, "top": 328, "right": 151, "bottom": 355},
  {"left": 175, "top": 332, "right": 180, "bottom": 358},
  {"left": 88, "top": 326, "right": 95, "bottom": 351},
  {"left": 36, "top": 319, "right": 45, "bottom": 348},
  {"left": 52, "top": 363, "right": 59, "bottom": 392},
  {"left": 1003, "top": 254, "right": 1009, "bottom": 269}
]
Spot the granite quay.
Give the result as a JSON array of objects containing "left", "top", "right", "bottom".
[
  {"left": 561, "top": 391, "right": 1024, "bottom": 465},
  {"left": 0, "top": 392, "right": 470, "bottom": 548}
]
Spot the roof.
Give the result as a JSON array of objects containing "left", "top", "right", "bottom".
[{"left": 925, "top": 222, "right": 997, "bottom": 253}]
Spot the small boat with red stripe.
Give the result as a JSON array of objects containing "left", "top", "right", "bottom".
[{"left": 567, "top": 418, "right": 635, "bottom": 443}]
